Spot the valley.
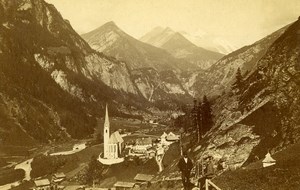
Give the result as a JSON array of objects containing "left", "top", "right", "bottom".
[{"left": 0, "top": 0, "right": 299, "bottom": 189}]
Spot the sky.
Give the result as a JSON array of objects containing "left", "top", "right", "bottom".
[{"left": 45, "top": 0, "right": 300, "bottom": 48}]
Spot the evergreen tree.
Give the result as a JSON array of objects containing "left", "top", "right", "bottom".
[
  {"left": 85, "top": 155, "right": 105, "bottom": 185},
  {"left": 192, "top": 99, "right": 198, "bottom": 128},
  {"left": 201, "top": 95, "right": 213, "bottom": 133},
  {"left": 232, "top": 67, "right": 243, "bottom": 92},
  {"left": 197, "top": 101, "right": 203, "bottom": 139},
  {"left": 191, "top": 99, "right": 201, "bottom": 142}
]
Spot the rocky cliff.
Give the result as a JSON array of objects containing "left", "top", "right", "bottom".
[{"left": 0, "top": 0, "right": 151, "bottom": 145}]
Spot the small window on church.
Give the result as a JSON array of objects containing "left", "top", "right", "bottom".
[{"left": 106, "top": 130, "right": 107, "bottom": 133}]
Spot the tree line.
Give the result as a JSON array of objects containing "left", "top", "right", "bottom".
[{"left": 174, "top": 95, "right": 214, "bottom": 143}]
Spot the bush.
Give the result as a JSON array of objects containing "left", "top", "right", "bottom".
[
  {"left": 0, "top": 168, "right": 25, "bottom": 185},
  {"left": 30, "top": 155, "right": 67, "bottom": 178}
]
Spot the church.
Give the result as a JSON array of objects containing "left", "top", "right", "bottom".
[{"left": 98, "top": 105, "right": 124, "bottom": 165}]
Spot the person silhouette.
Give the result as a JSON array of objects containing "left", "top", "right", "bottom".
[{"left": 178, "top": 151, "right": 193, "bottom": 190}]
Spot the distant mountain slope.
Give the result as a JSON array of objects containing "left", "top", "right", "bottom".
[
  {"left": 140, "top": 27, "right": 224, "bottom": 69},
  {"left": 186, "top": 24, "right": 289, "bottom": 97},
  {"left": 180, "top": 30, "right": 238, "bottom": 55},
  {"left": 81, "top": 22, "right": 194, "bottom": 72}
]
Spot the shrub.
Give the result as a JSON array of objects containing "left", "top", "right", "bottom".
[
  {"left": 0, "top": 168, "right": 25, "bottom": 185},
  {"left": 30, "top": 155, "right": 66, "bottom": 178}
]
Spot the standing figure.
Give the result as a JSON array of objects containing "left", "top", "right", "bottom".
[
  {"left": 178, "top": 152, "right": 193, "bottom": 190},
  {"left": 199, "top": 156, "right": 215, "bottom": 190}
]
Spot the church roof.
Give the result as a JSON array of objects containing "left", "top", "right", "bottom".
[{"left": 109, "top": 131, "right": 124, "bottom": 144}]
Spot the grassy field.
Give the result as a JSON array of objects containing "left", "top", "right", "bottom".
[
  {"left": 96, "top": 118, "right": 149, "bottom": 133},
  {"left": 213, "top": 142, "right": 300, "bottom": 190}
]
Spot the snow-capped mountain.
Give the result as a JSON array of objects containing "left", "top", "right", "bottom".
[
  {"left": 180, "top": 30, "right": 238, "bottom": 55},
  {"left": 81, "top": 22, "right": 195, "bottom": 72},
  {"left": 140, "top": 27, "right": 224, "bottom": 70}
]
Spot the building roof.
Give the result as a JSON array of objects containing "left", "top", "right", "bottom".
[
  {"left": 136, "top": 137, "right": 152, "bottom": 145},
  {"left": 53, "top": 172, "right": 66, "bottom": 179},
  {"left": 134, "top": 174, "right": 154, "bottom": 182},
  {"left": 263, "top": 152, "right": 276, "bottom": 163},
  {"left": 34, "top": 179, "right": 50, "bottom": 187},
  {"left": 109, "top": 131, "right": 124, "bottom": 144},
  {"left": 161, "top": 132, "right": 167, "bottom": 138},
  {"left": 165, "top": 131, "right": 179, "bottom": 141},
  {"left": 168, "top": 132, "right": 176, "bottom": 136},
  {"left": 114, "top": 181, "right": 135, "bottom": 188}
]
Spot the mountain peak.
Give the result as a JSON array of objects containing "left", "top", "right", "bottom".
[
  {"left": 163, "top": 27, "right": 176, "bottom": 35},
  {"left": 99, "top": 21, "right": 121, "bottom": 32},
  {"left": 103, "top": 21, "right": 117, "bottom": 27}
]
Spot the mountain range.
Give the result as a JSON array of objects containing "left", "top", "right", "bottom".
[
  {"left": 0, "top": 0, "right": 300, "bottom": 168},
  {"left": 81, "top": 21, "right": 195, "bottom": 72},
  {"left": 140, "top": 26, "right": 224, "bottom": 69}
]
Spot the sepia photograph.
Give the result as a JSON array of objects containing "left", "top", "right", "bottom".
[{"left": 0, "top": 0, "right": 300, "bottom": 189}]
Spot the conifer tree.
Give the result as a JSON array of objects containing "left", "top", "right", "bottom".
[
  {"left": 232, "top": 67, "right": 243, "bottom": 91},
  {"left": 201, "top": 95, "right": 213, "bottom": 133},
  {"left": 197, "top": 101, "right": 203, "bottom": 139},
  {"left": 85, "top": 155, "right": 105, "bottom": 185},
  {"left": 191, "top": 99, "right": 201, "bottom": 142}
]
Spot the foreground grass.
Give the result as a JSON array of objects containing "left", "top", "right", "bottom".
[{"left": 213, "top": 142, "right": 300, "bottom": 190}]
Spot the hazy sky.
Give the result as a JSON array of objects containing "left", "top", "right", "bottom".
[{"left": 45, "top": 0, "right": 300, "bottom": 48}]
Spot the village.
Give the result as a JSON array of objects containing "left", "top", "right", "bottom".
[
  {"left": 0, "top": 105, "right": 279, "bottom": 190},
  {"left": 12, "top": 106, "right": 181, "bottom": 190}
]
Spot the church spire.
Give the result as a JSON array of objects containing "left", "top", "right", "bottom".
[
  {"left": 104, "top": 104, "right": 110, "bottom": 127},
  {"left": 103, "top": 104, "right": 110, "bottom": 159}
]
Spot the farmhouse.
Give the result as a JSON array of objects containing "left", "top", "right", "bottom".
[{"left": 34, "top": 179, "right": 51, "bottom": 190}]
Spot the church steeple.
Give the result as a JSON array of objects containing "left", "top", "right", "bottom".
[
  {"left": 103, "top": 104, "right": 110, "bottom": 158},
  {"left": 104, "top": 104, "right": 110, "bottom": 129}
]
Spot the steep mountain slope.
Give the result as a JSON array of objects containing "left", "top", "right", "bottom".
[
  {"left": 0, "top": 0, "right": 150, "bottom": 145},
  {"left": 155, "top": 18, "right": 300, "bottom": 185},
  {"left": 195, "top": 17, "right": 300, "bottom": 168},
  {"left": 131, "top": 68, "right": 192, "bottom": 108},
  {"left": 140, "top": 27, "right": 224, "bottom": 69},
  {"left": 81, "top": 22, "right": 193, "bottom": 72},
  {"left": 186, "top": 24, "right": 289, "bottom": 97}
]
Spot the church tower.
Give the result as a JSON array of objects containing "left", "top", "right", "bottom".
[{"left": 103, "top": 104, "right": 110, "bottom": 158}]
